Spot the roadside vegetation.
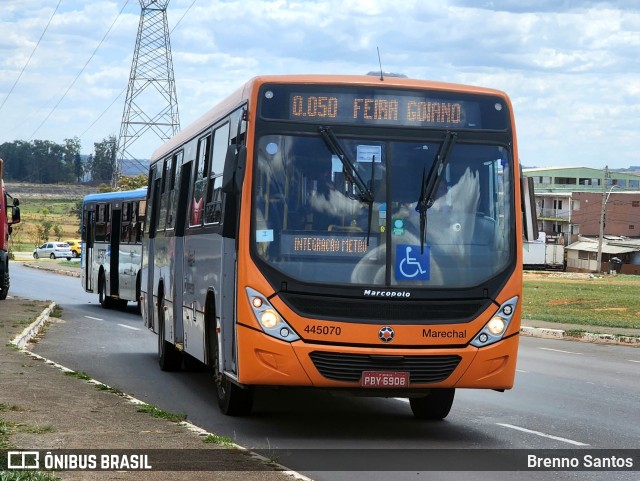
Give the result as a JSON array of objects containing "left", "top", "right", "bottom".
[
  {"left": 522, "top": 272, "right": 640, "bottom": 329},
  {"left": 0, "top": 404, "right": 62, "bottom": 481},
  {"left": 8, "top": 198, "right": 80, "bottom": 252},
  {"left": 7, "top": 176, "right": 147, "bottom": 253}
]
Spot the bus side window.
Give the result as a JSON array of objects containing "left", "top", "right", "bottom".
[
  {"left": 204, "top": 123, "right": 229, "bottom": 225},
  {"left": 135, "top": 201, "right": 144, "bottom": 244},
  {"left": 95, "top": 203, "right": 109, "bottom": 242},
  {"left": 158, "top": 157, "right": 171, "bottom": 231},
  {"left": 166, "top": 152, "right": 182, "bottom": 230},
  {"left": 121, "top": 202, "right": 131, "bottom": 243},
  {"left": 192, "top": 134, "right": 211, "bottom": 227},
  {"left": 147, "top": 162, "right": 162, "bottom": 239}
]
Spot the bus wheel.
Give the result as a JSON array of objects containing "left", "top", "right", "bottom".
[
  {"left": 409, "top": 389, "right": 455, "bottom": 420},
  {"left": 216, "top": 374, "right": 254, "bottom": 416},
  {"left": 0, "top": 262, "right": 8, "bottom": 300},
  {"left": 211, "top": 328, "right": 253, "bottom": 416},
  {"left": 157, "top": 298, "right": 182, "bottom": 371},
  {"left": 98, "top": 274, "right": 112, "bottom": 309}
]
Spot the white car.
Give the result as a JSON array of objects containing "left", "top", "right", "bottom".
[{"left": 33, "top": 242, "right": 73, "bottom": 260}]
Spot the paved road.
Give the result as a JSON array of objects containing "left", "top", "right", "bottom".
[{"left": 12, "top": 263, "right": 640, "bottom": 481}]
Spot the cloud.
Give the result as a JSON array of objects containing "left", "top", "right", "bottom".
[{"left": 0, "top": 0, "right": 639, "bottom": 169}]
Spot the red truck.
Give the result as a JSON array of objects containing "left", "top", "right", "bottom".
[{"left": 1, "top": 158, "right": 21, "bottom": 300}]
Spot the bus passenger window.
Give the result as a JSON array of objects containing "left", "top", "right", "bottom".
[
  {"left": 203, "top": 123, "right": 230, "bottom": 225},
  {"left": 192, "top": 134, "right": 211, "bottom": 227},
  {"left": 95, "top": 204, "right": 109, "bottom": 242}
]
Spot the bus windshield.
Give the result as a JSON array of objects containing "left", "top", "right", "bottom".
[{"left": 252, "top": 132, "right": 513, "bottom": 288}]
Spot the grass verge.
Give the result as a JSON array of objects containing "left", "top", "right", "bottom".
[
  {"left": 522, "top": 274, "right": 640, "bottom": 329},
  {"left": 136, "top": 404, "right": 187, "bottom": 423}
]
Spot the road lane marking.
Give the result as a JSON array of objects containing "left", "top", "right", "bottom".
[
  {"left": 496, "top": 423, "right": 589, "bottom": 446},
  {"left": 84, "top": 316, "right": 103, "bottom": 321},
  {"left": 628, "top": 360, "right": 640, "bottom": 364},
  {"left": 516, "top": 369, "right": 527, "bottom": 373},
  {"left": 117, "top": 323, "right": 141, "bottom": 331},
  {"left": 539, "top": 347, "right": 582, "bottom": 355}
]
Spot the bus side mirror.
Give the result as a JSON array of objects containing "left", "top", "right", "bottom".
[
  {"left": 10, "top": 199, "right": 20, "bottom": 224},
  {"left": 222, "top": 144, "right": 247, "bottom": 194},
  {"left": 521, "top": 176, "right": 538, "bottom": 242}
]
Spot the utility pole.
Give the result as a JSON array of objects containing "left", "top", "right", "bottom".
[
  {"left": 115, "top": 0, "right": 180, "bottom": 186},
  {"left": 596, "top": 166, "right": 609, "bottom": 273}
]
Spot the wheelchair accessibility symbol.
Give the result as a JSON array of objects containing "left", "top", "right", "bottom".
[{"left": 395, "top": 244, "right": 430, "bottom": 281}]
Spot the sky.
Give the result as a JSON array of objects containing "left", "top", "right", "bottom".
[{"left": 1, "top": 0, "right": 639, "bottom": 170}]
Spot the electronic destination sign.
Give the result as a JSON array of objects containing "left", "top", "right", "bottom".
[{"left": 260, "top": 84, "right": 509, "bottom": 130}]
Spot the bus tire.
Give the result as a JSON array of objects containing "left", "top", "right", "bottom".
[
  {"left": 0, "top": 259, "right": 8, "bottom": 300},
  {"left": 409, "top": 388, "right": 455, "bottom": 420},
  {"left": 135, "top": 273, "right": 142, "bottom": 314},
  {"left": 98, "top": 273, "right": 112, "bottom": 309},
  {"left": 157, "top": 295, "right": 182, "bottom": 371},
  {"left": 217, "top": 374, "right": 254, "bottom": 417},
  {"left": 207, "top": 303, "right": 253, "bottom": 416}
]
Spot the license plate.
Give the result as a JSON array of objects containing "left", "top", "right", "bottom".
[{"left": 361, "top": 371, "right": 409, "bottom": 388}]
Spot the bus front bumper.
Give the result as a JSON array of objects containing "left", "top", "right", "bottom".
[{"left": 236, "top": 324, "right": 519, "bottom": 391}]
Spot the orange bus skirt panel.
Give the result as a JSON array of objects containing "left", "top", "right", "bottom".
[
  {"left": 453, "top": 335, "right": 519, "bottom": 389},
  {"left": 236, "top": 325, "right": 314, "bottom": 386}
]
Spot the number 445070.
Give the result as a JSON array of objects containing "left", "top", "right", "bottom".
[{"left": 303, "top": 325, "right": 342, "bottom": 336}]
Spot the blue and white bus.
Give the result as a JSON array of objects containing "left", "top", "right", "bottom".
[{"left": 81, "top": 188, "right": 147, "bottom": 309}]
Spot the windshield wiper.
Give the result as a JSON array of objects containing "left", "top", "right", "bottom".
[
  {"left": 416, "top": 131, "right": 457, "bottom": 253},
  {"left": 318, "top": 126, "right": 374, "bottom": 204}
]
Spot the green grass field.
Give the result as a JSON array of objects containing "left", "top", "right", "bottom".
[{"left": 522, "top": 273, "right": 640, "bottom": 329}]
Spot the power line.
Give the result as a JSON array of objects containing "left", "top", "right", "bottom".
[
  {"left": 28, "top": 0, "right": 131, "bottom": 140},
  {"left": 0, "top": 0, "right": 62, "bottom": 114},
  {"left": 80, "top": 0, "right": 197, "bottom": 141},
  {"left": 172, "top": 0, "right": 198, "bottom": 33}
]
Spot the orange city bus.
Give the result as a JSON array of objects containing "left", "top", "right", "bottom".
[{"left": 140, "top": 74, "right": 538, "bottom": 419}]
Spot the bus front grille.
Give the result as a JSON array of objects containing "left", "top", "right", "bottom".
[{"left": 309, "top": 351, "right": 462, "bottom": 384}]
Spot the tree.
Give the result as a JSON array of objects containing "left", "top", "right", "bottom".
[
  {"left": 70, "top": 199, "right": 83, "bottom": 225},
  {"left": 118, "top": 174, "right": 147, "bottom": 190},
  {"left": 64, "top": 137, "right": 82, "bottom": 182},
  {"left": 0, "top": 139, "right": 79, "bottom": 183},
  {"left": 90, "top": 136, "right": 117, "bottom": 183}
]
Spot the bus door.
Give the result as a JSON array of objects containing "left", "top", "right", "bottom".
[
  {"left": 83, "top": 206, "right": 96, "bottom": 292},
  {"left": 110, "top": 204, "right": 122, "bottom": 298}
]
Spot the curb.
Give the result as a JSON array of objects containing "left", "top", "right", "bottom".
[
  {"left": 18, "top": 261, "right": 81, "bottom": 278},
  {"left": 521, "top": 326, "right": 640, "bottom": 346},
  {"left": 10, "top": 301, "right": 57, "bottom": 349},
  {"left": 9, "top": 305, "right": 314, "bottom": 481}
]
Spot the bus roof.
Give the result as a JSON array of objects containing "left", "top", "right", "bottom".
[
  {"left": 83, "top": 188, "right": 147, "bottom": 205},
  {"left": 150, "top": 74, "right": 511, "bottom": 163}
]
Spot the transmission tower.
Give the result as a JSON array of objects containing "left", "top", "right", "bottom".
[{"left": 115, "top": 0, "right": 180, "bottom": 184}]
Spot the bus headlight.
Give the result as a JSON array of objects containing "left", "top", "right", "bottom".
[
  {"left": 487, "top": 317, "right": 506, "bottom": 335},
  {"left": 260, "top": 309, "right": 278, "bottom": 329},
  {"left": 470, "top": 296, "right": 518, "bottom": 348},
  {"left": 246, "top": 287, "right": 300, "bottom": 342}
]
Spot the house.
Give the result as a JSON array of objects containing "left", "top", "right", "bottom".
[
  {"left": 524, "top": 167, "right": 640, "bottom": 273},
  {"left": 565, "top": 237, "right": 640, "bottom": 274}
]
